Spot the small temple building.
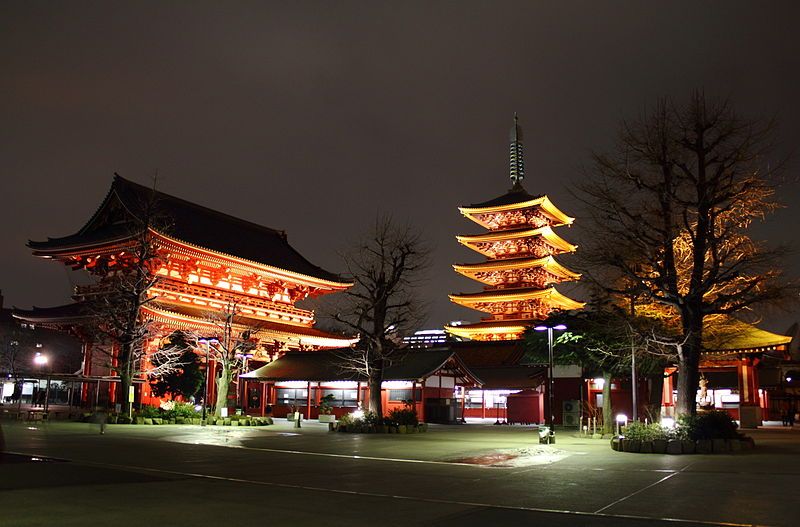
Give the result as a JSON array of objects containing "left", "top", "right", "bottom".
[
  {"left": 446, "top": 116, "right": 584, "bottom": 341},
  {"left": 14, "top": 175, "right": 354, "bottom": 409}
]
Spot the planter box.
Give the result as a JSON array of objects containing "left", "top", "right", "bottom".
[
  {"left": 623, "top": 439, "right": 641, "bottom": 453},
  {"left": 419, "top": 423, "right": 428, "bottom": 432},
  {"left": 318, "top": 414, "right": 336, "bottom": 424},
  {"left": 681, "top": 440, "right": 696, "bottom": 454},
  {"left": 230, "top": 420, "right": 239, "bottom": 426},
  {"left": 652, "top": 439, "right": 667, "bottom": 454},
  {"left": 712, "top": 439, "right": 728, "bottom": 453},
  {"left": 666, "top": 440, "right": 682, "bottom": 454},
  {"left": 611, "top": 437, "right": 622, "bottom": 451},
  {"left": 696, "top": 440, "right": 712, "bottom": 454},
  {"left": 639, "top": 441, "right": 654, "bottom": 454},
  {"left": 730, "top": 439, "right": 742, "bottom": 452},
  {"left": 144, "top": 418, "right": 154, "bottom": 425},
  {"left": 398, "top": 425, "right": 408, "bottom": 434}
]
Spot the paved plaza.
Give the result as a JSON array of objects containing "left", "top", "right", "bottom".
[{"left": 1, "top": 420, "right": 798, "bottom": 526}]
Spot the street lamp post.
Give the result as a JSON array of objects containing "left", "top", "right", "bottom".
[
  {"left": 534, "top": 324, "right": 566, "bottom": 444},
  {"left": 33, "top": 352, "right": 48, "bottom": 409}
]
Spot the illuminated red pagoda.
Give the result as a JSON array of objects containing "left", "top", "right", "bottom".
[{"left": 447, "top": 116, "right": 583, "bottom": 341}]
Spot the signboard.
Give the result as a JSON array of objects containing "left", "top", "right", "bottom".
[{"left": 128, "top": 386, "right": 135, "bottom": 403}]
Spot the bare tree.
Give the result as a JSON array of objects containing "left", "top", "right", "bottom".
[
  {"left": 81, "top": 178, "right": 172, "bottom": 414},
  {"left": 185, "top": 302, "right": 263, "bottom": 417},
  {"left": 333, "top": 216, "right": 430, "bottom": 417},
  {"left": 577, "top": 92, "right": 798, "bottom": 416}
]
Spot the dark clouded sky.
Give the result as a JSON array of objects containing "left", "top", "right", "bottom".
[{"left": 1, "top": 1, "right": 799, "bottom": 332}]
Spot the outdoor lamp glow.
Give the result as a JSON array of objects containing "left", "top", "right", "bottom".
[
  {"left": 661, "top": 417, "right": 676, "bottom": 428},
  {"left": 615, "top": 413, "right": 628, "bottom": 424},
  {"left": 352, "top": 409, "right": 365, "bottom": 419},
  {"left": 33, "top": 353, "right": 48, "bottom": 366},
  {"left": 593, "top": 377, "right": 605, "bottom": 388}
]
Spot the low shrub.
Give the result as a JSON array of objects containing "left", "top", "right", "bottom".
[
  {"left": 137, "top": 405, "right": 162, "bottom": 418},
  {"left": 386, "top": 407, "right": 418, "bottom": 427},
  {"left": 622, "top": 422, "right": 672, "bottom": 441},
  {"left": 677, "top": 411, "right": 740, "bottom": 440},
  {"left": 134, "top": 401, "right": 201, "bottom": 421},
  {"left": 339, "top": 411, "right": 380, "bottom": 428}
]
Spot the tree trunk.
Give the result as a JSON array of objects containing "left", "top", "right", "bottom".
[
  {"left": 117, "top": 342, "right": 133, "bottom": 414},
  {"left": 215, "top": 368, "right": 231, "bottom": 417},
  {"left": 602, "top": 370, "right": 613, "bottom": 434},
  {"left": 368, "top": 375, "right": 382, "bottom": 417},
  {"left": 118, "top": 371, "right": 132, "bottom": 414},
  {"left": 647, "top": 373, "right": 664, "bottom": 422},
  {"left": 675, "top": 318, "right": 703, "bottom": 417}
]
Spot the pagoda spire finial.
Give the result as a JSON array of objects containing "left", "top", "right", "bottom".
[{"left": 509, "top": 113, "right": 524, "bottom": 187}]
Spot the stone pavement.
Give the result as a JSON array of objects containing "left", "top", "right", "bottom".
[{"left": 1, "top": 420, "right": 798, "bottom": 526}]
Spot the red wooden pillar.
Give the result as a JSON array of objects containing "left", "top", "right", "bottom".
[
  {"left": 738, "top": 357, "right": 760, "bottom": 405},
  {"left": 481, "top": 390, "right": 486, "bottom": 419},
  {"left": 81, "top": 342, "right": 94, "bottom": 406},
  {"left": 662, "top": 367, "right": 676, "bottom": 417},
  {"left": 738, "top": 356, "right": 761, "bottom": 427},
  {"left": 260, "top": 382, "right": 267, "bottom": 417},
  {"left": 414, "top": 381, "right": 426, "bottom": 422},
  {"left": 538, "top": 388, "right": 545, "bottom": 424}
]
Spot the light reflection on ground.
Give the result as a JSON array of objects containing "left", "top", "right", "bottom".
[{"left": 450, "top": 446, "right": 571, "bottom": 467}]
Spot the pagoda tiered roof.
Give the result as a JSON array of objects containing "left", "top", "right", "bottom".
[
  {"left": 456, "top": 226, "right": 576, "bottom": 258},
  {"left": 453, "top": 255, "right": 580, "bottom": 285},
  {"left": 13, "top": 301, "right": 356, "bottom": 351},
  {"left": 449, "top": 286, "right": 584, "bottom": 311},
  {"left": 459, "top": 188, "right": 574, "bottom": 230},
  {"left": 29, "top": 175, "right": 349, "bottom": 288}
]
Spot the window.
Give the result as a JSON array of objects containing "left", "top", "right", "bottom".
[
  {"left": 321, "top": 389, "right": 358, "bottom": 407},
  {"left": 388, "top": 389, "right": 421, "bottom": 402},
  {"left": 275, "top": 388, "right": 308, "bottom": 406}
]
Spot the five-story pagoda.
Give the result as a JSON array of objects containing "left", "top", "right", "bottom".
[{"left": 446, "top": 116, "right": 583, "bottom": 341}]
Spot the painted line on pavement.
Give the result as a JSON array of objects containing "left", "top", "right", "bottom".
[
  {"left": 593, "top": 461, "right": 697, "bottom": 514},
  {"left": 71, "top": 458, "right": 767, "bottom": 527}
]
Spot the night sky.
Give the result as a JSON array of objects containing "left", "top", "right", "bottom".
[{"left": 2, "top": 1, "right": 799, "bottom": 333}]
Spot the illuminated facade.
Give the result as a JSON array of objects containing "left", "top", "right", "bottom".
[
  {"left": 16, "top": 176, "right": 354, "bottom": 408},
  {"left": 447, "top": 117, "right": 584, "bottom": 341}
]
